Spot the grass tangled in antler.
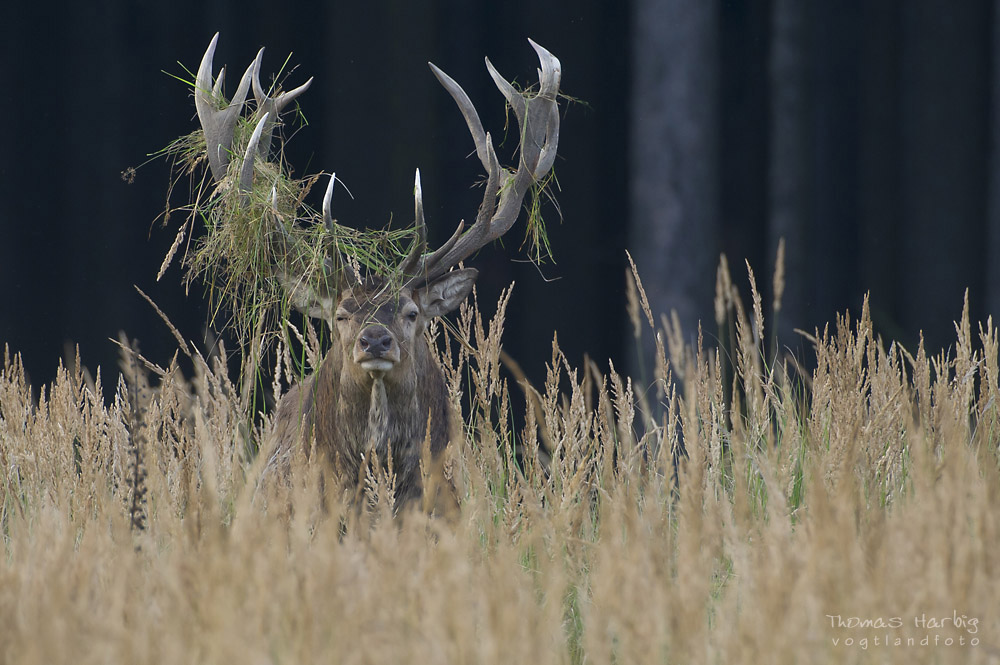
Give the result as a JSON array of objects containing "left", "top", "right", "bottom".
[{"left": 159, "top": 117, "right": 410, "bottom": 358}]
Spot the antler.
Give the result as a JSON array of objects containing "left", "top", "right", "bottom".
[
  {"left": 195, "top": 33, "right": 312, "bottom": 185},
  {"left": 196, "top": 34, "right": 253, "bottom": 183},
  {"left": 193, "top": 34, "right": 342, "bottom": 322},
  {"left": 402, "top": 39, "right": 562, "bottom": 287},
  {"left": 250, "top": 48, "right": 313, "bottom": 161}
]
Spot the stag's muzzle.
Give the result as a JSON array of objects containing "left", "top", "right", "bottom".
[{"left": 355, "top": 325, "right": 399, "bottom": 373}]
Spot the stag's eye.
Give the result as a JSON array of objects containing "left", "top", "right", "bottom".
[{"left": 405, "top": 309, "right": 418, "bottom": 322}]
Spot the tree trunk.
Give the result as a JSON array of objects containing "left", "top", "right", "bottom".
[
  {"left": 768, "top": 0, "right": 812, "bottom": 351},
  {"left": 629, "top": 0, "right": 719, "bottom": 379},
  {"left": 988, "top": 0, "right": 1000, "bottom": 322},
  {"left": 899, "top": 0, "right": 989, "bottom": 347}
]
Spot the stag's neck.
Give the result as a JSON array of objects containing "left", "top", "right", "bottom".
[
  {"left": 367, "top": 376, "right": 389, "bottom": 456},
  {"left": 311, "top": 350, "right": 422, "bottom": 461},
  {"left": 363, "top": 373, "right": 421, "bottom": 459}
]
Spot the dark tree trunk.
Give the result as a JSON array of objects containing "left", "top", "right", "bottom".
[
  {"left": 989, "top": 0, "right": 1000, "bottom": 322},
  {"left": 898, "top": 0, "right": 990, "bottom": 347},
  {"left": 768, "top": 0, "right": 813, "bottom": 350},
  {"left": 858, "top": 2, "right": 904, "bottom": 340},
  {"left": 629, "top": 0, "right": 720, "bottom": 378}
]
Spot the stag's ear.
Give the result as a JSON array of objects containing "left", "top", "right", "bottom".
[
  {"left": 278, "top": 271, "right": 337, "bottom": 328},
  {"left": 415, "top": 268, "right": 478, "bottom": 318}
]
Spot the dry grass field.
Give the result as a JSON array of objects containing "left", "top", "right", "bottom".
[{"left": 1, "top": 261, "right": 998, "bottom": 664}]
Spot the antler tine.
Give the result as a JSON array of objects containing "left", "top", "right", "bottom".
[
  {"left": 428, "top": 64, "right": 492, "bottom": 172},
  {"left": 320, "top": 172, "right": 361, "bottom": 286},
  {"left": 397, "top": 168, "right": 466, "bottom": 285},
  {"left": 251, "top": 47, "right": 314, "bottom": 160},
  {"left": 270, "top": 185, "right": 281, "bottom": 217},
  {"left": 528, "top": 39, "right": 562, "bottom": 177},
  {"left": 398, "top": 169, "right": 428, "bottom": 277},
  {"left": 530, "top": 39, "right": 561, "bottom": 94},
  {"left": 195, "top": 33, "right": 254, "bottom": 183},
  {"left": 399, "top": 168, "right": 474, "bottom": 286},
  {"left": 407, "top": 40, "right": 561, "bottom": 285},
  {"left": 322, "top": 171, "right": 337, "bottom": 233},
  {"left": 212, "top": 67, "right": 226, "bottom": 97},
  {"left": 270, "top": 173, "right": 353, "bottom": 321},
  {"left": 239, "top": 111, "right": 270, "bottom": 198}
]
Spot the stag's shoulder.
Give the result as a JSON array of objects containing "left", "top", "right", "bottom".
[{"left": 266, "top": 376, "right": 317, "bottom": 456}]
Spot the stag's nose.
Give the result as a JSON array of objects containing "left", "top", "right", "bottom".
[{"left": 358, "top": 327, "right": 394, "bottom": 359}]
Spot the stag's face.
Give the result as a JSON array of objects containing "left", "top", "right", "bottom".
[
  {"left": 334, "top": 281, "right": 421, "bottom": 376},
  {"left": 333, "top": 270, "right": 477, "bottom": 381}
]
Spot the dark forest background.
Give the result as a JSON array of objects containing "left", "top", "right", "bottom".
[{"left": 1, "top": 0, "right": 998, "bottom": 400}]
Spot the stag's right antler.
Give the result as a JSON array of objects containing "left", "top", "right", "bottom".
[{"left": 195, "top": 33, "right": 312, "bottom": 185}]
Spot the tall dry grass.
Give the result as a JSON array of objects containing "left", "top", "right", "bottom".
[{"left": 1, "top": 260, "right": 999, "bottom": 664}]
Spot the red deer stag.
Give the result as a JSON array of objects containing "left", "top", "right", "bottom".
[{"left": 192, "top": 34, "right": 561, "bottom": 509}]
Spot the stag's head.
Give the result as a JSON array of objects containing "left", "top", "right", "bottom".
[
  {"left": 329, "top": 268, "right": 476, "bottom": 384},
  {"left": 192, "top": 33, "right": 560, "bottom": 386}
]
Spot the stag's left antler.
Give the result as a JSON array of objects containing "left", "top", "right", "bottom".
[{"left": 401, "top": 41, "right": 562, "bottom": 287}]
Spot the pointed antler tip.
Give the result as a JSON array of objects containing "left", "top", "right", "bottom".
[
  {"left": 324, "top": 172, "right": 337, "bottom": 202},
  {"left": 238, "top": 111, "right": 270, "bottom": 193},
  {"left": 527, "top": 38, "right": 551, "bottom": 55},
  {"left": 427, "top": 62, "right": 449, "bottom": 83},
  {"left": 323, "top": 172, "right": 337, "bottom": 229},
  {"left": 198, "top": 35, "right": 220, "bottom": 84}
]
